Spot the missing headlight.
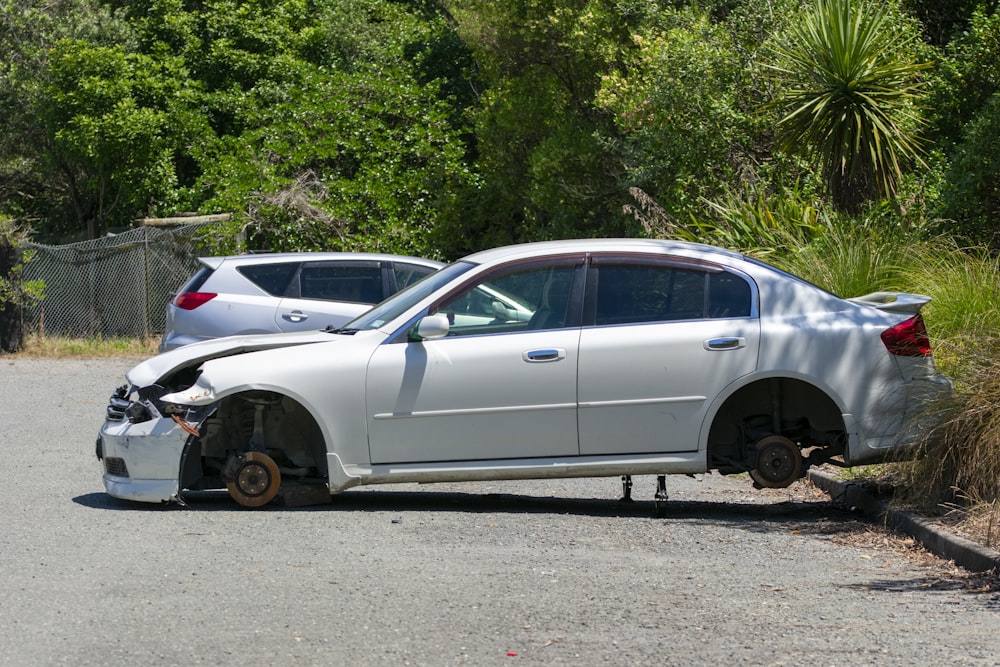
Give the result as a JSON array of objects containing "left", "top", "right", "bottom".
[{"left": 125, "top": 401, "right": 154, "bottom": 423}]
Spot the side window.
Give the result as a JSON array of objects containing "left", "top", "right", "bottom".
[
  {"left": 436, "top": 263, "right": 577, "bottom": 336},
  {"left": 299, "top": 265, "right": 383, "bottom": 304},
  {"left": 593, "top": 264, "right": 751, "bottom": 325},
  {"left": 595, "top": 265, "right": 705, "bottom": 325},
  {"left": 707, "top": 271, "right": 751, "bottom": 318},
  {"left": 237, "top": 263, "right": 299, "bottom": 296},
  {"left": 393, "top": 263, "right": 437, "bottom": 291}
]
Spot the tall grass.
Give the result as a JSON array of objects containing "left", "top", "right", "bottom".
[
  {"left": 9, "top": 335, "right": 158, "bottom": 358},
  {"left": 893, "top": 244, "right": 1000, "bottom": 523},
  {"left": 902, "top": 241, "right": 1000, "bottom": 347},
  {"left": 767, "top": 218, "right": 910, "bottom": 298},
  {"left": 779, "top": 231, "right": 1000, "bottom": 516}
]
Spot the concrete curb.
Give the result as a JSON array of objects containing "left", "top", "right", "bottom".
[{"left": 808, "top": 469, "right": 1000, "bottom": 573}]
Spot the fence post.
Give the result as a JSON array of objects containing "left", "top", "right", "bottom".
[{"left": 143, "top": 226, "right": 151, "bottom": 339}]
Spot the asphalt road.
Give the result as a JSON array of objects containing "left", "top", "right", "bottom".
[{"left": 2, "top": 356, "right": 999, "bottom": 666}]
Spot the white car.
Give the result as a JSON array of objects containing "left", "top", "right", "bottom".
[{"left": 98, "top": 239, "right": 951, "bottom": 508}]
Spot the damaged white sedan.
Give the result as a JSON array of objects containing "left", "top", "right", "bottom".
[{"left": 97, "top": 239, "right": 951, "bottom": 508}]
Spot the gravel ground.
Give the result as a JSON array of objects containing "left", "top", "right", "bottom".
[{"left": 2, "top": 356, "right": 999, "bottom": 666}]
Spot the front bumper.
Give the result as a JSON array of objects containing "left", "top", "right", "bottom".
[{"left": 98, "top": 416, "right": 187, "bottom": 503}]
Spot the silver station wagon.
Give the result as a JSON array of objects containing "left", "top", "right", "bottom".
[
  {"left": 159, "top": 252, "right": 443, "bottom": 351},
  {"left": 98, "top": 239, "right": 951, "bottom": 508}
]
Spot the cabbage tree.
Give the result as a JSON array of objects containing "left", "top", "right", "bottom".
[{"left": 768, "top": 0, "right": 931, "bottom": 213}]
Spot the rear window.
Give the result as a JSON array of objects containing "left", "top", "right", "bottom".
[
  {"left": 181, "top": 266, "right": 215, "bottom": 293},
  {"left": 238, "top": 262, "right": 299, "bottom": 296}
]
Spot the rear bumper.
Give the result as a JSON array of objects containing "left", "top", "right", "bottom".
[
  {"left": 846, "top": 373, "right": 953, "bottom": 465},
  {"left": 158, "top": 333, "right": 209, "bottom": 353}
]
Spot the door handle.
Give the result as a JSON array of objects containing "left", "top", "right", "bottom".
[
  {"left": 283, "top": 310, "right": 308, "bottom": 323},
  {"left": 523, "top": 348, "right": 566, "bottom": 363},
  {"left": 705, "top": 337, "right": 746, "bottom": 351}
]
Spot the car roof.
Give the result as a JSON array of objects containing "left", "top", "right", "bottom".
[
  {"left": 198, "top": 253, "right": 445, "bottom": 270},
  {"left": 460, "top": 238, "right": 747, "bottom": 266}
]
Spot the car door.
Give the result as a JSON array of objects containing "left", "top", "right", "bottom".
[
  {"left": 274, "top": 260, "right": 384, "bottom": 332},
  {"left": 365, "top": 256, "right": 585, "bottom": 464},
  {"left": 577, "top": 256, "right": 760, "bottom": 455}
]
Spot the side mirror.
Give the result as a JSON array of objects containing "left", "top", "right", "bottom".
[{"left": 410, "top": 314, "right": 450, "bottom": 341}]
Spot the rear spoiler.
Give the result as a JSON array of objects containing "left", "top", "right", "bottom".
[{"left": 847, "top": 292, "right": 931, "bottom": 314}]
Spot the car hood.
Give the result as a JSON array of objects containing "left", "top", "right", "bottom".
[{"left": 127, "top": 329, "right": 355, "bottom": 387}]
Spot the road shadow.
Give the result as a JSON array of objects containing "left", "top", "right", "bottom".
[{"left": 74, "top": 485, "right": 852, "bottom": 525}]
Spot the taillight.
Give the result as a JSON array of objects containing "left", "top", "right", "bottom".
[
  {"left": 174, "top": 292, "right": 217, "bottom": 311},
  {"left": 881, "top": 314, "right": 932, "bottom": 357}
]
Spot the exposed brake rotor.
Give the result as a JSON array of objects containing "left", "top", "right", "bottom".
[
  {"left": 749, "top": 435, "right": 803, "bottom": 489},
  {"left": 225, "top": 451, "right": 281, "bottom": 507}
]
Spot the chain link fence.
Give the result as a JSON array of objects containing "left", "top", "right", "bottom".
[{"left": 22, "top": 219, "right": 226, "bottom": 338}]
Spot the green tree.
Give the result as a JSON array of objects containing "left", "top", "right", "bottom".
[
  {"left": 926, "top": 8, "right": 1000, "bottom": 147},
  {"left": 0, "top": 216, "right": 44, "bottom": 352},
  {"left": 767, "top": 0, "right": 932, "bottom": 214},
  {"left": 902, "top": 0, "right": 981, "bottom": 46},
  {"left": 924, "top": 8, "right": 1000, "bottom": 243},
  {"left": 938, "top": 93, "right": 1000, "bottom": 243},
  {"left": 157, "top": 0, "right": 474, "bottom": 255},
  {"left": 596, "top": 4, "right": 758, "bottom": 229},
  {"left": 197, "top": 62, "right": 471, "bottom": 257},
  {"left": 41, "top": 39, "right": 194, "bottom": 237},
  {"left": 0, "top": 0, "right": 136, "bottom": 238},
  {"left": 437, "top": 0, "right": 636, "bottom": 256}
]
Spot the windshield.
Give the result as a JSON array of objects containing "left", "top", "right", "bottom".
[{"left": 342, "top": 261, "right": 477, "bottom": 331}]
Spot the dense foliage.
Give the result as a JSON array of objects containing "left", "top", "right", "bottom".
[{"left": 0, "top": 0, "right": 994, "bottom": 256}]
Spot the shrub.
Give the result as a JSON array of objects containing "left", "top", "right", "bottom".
[{"left": 0, "top": 217, "right": 45, "bottom": 353}]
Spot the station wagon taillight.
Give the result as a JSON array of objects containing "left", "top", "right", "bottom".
[
  {"left": 174, "top": 292, "right": 217, "bottom": 310},
  {"left": 881, "top": 314, "right": 932, "bottom": 357}
]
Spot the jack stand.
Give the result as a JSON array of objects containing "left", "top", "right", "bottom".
[
  {"left": 620, "top": 475, "right": 634, "bottom": 502},
  {"left": 654, "top": 474, "right": 669, "bottom": 516}
]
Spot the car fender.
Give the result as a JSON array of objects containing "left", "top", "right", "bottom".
[
  {"left": 160, "top": 338, "right": 381, "bottom": 470},
  {"left": 697, "top": 369, "right": 854, "bottom": 452}
]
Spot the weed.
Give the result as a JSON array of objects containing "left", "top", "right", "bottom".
[{"left": 8, "top": 334, "right": 158, "bottom": 358}]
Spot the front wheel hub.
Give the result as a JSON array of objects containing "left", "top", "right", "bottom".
[{"left": 225, "top": 451, "right": 281, "bottom": 507}]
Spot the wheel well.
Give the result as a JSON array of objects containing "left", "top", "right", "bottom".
[
  {"left": 180, "top": 390, "right": 328, "bottom": 491},
  {"left": 708, "top": 377, "right": 846, "bottom": 474}
]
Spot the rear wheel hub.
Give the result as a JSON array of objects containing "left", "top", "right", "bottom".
[{"left": 749, "top": 435, "right": 803, "bottom": 489}]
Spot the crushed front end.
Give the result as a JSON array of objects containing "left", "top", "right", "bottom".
[{"left": 97, "top": 384, "right": 211, "bottom": 504}]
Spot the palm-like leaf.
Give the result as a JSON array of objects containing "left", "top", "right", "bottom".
[{"left": 768, "top": 0, "right": 931, "bottom": 212}]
